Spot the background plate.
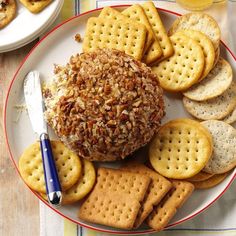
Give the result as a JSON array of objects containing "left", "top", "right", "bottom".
[
  {"left": 4, "top": 6, "right": 236, "bottom": 235},
  {"left": 0, "top": 0, "right": 63, "bottom": 53}
]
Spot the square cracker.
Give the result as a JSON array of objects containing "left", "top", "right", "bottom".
[
  {"left": 79, "top": 191, "right": 141, "bottom": 230},
  {"left": 99, "top": 6, "right": 153, "bottom": 53},
  {"left": 82, "top": 16, "right": 147, "bottom": 61},
  {"left": 79, "top": 167, "right": 151, "bottom": 229},
  {"left": 142, "top": 1, "right": 174, "bottom": 64},
  {"left": 95, "top": 167, "right": 151, "bottom": 202},
  {"left": 20, "top": 0, "right": 52, "bottom": 13},
  {"left": 121, "top": 163, "right": 172, "bottom": 228},
  {"left": 147, "top": 180, "right": 194, "bottom": 231},
  {"left": 122, "top": 5, "right": 161, "bottom": 55}
]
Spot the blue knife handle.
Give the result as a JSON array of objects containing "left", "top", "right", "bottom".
[{"left": 40, "top": 133, "right": 62, "bottom": 206}]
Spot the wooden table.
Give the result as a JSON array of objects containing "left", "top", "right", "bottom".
[{"left": 0, "top": 41, "right": 40, "bottom": 236}]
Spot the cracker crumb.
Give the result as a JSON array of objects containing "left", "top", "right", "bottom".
[{"left": 74, "top": 33, "right": 82, "bottom": 43}]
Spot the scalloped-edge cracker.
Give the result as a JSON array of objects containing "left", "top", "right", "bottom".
[
  {"left": 19, "top": 141, "right": 82, "bottom": 193},
  {"left": 186, "top": 171, "right": 214, "bottom": 182},
  {"left": 222, "top": 107, "right": 236, "bottom": 124},
  {"left": 183, "top": 58, "right": 233, "bottom": 101},
  {"left": 62, "top": 159, "right": 96, "bottom": 204},
  {"left": 213, "top": 46, "right": 220, "bottom": 68},
  {"left": 177, "top": 30, "right": 215, "bottom": 80},
  {"left": 202, "top": 120, "right": 236, "bottom": 174},
  {"left": 193, "top": 172, "right": 229, "bottom": 189},
  {"left": 152, "top": 33, "right": 204, "bottom": 92},
  {"left": 183, "top": 81, "right": 236, "bottom": 120},
  {"left": 168, "top": 12, "right": 221, "bottom": 50},
  {"left": 149, "top": 119, "right": 213, "bottom": 179}
]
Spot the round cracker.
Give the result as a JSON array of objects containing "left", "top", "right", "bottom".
[
  {"left": 152, "top": 33, "right": 204, "bottom": 92},
  {"left": 166, "top": 118, "right": 213, "bottom": 145},
  {"left": 62, "top": 159, "right": 96, "bottom": 204},
  {"left": 183, "top": 58, "right": 233, "bottom": 101},
  {"left": 213, "top": 47, "right": 220, "bottom": 68},
  {"left": 168, "top": 13, "right": 221, "bottom": 50},
  {"left": 177, "top": 30, "right": 215, "bottom": 80},
  {"left": 186, "top": 171, "right": 214, "bottom": 182},
  {"left": 19, "top": 141, "right": 82, "bottom": 193},
  {"left": 193, "top": 172, "right": 228, "bottom": 189},
  {"left": 0, "top": 0, "right": 16, "bottom": 29},
  {"left": 222, "top": 107, "right": 236, "bottom": 124},
  {"left": 183, "top": 81, "right": 236, "bottom": 120},
  {"left": 149, "top": 119, "right": 213, "bottom": 179},
  {"left": 202, "top": 120, "right": 236, "bottom": 174}
]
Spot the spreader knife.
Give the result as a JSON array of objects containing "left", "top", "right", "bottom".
[{"left": 24, "top": 71, "right": 62, "bottom": 206}]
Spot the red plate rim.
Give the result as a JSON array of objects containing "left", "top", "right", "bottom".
[{"left": 3, "top": 5, "right": 236, "bottom": 235}]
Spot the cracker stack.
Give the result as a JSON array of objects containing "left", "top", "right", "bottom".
[
  {"left": 141, "top": 1, "right": 174, "bottom": 64},
  {"left": 79, "top": 166, "right": 194, "bottom": 231},
  {"left": 164, "top": 13, "right": 236, "bottom": 127},
  {"left": 148, "top": 118, "right": 235, "bottom": 191},
  {"left": 121, "top": 163, "right": 172, "bottom": 228},
  {"left": 147, "top": 180, "right": 194, "bottom": 231},
  {"left": 183, "top": 81, "right": 236, "bottom": 120},
  {"left": 182, "top": 58, "right": 236, "bottom": 122},
  {"left": 19, "top": 141, "right": 96, "bottom": 204},
  {"left": 83, "top": 4, "right": 173, "bottom": 64},
  {"left": 19, "top": 141, "right": 83, "bottom": 193}
]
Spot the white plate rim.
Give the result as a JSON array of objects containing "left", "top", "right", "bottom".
[
  {"left": 0, "top": 0, "right": 64, "bottom": 53},
  {"left": 3, "top": 5, "right": 236, "bottom": 235},
  {"left": 0, "top": 4, "right": 62, "bottom": 53}
]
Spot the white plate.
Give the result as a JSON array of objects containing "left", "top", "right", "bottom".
[
  {"left": 4, "top": 6, "right": 236, "bottom": 235},
  {"left": 0, "top": 0, "right": 63, "bottom": 53}
]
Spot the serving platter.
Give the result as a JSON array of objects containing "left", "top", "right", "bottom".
[{"left": 4, "top": 6, "right": 236, "bottom": 234}]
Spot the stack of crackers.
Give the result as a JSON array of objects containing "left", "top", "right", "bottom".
[
  {"left": 19, "top": 141, "right": 96, "bottom": 205},
  {"left": 83, "top": 2, "right": 174, "bottom": 64},
  {"left": 79, "top": 164, "right": 194, "bottom": 231},
  {"left": 149, "top": 118, "right": 235, "bottom": 189},
  {"left": 165, "top": 13, "right": 236, "bottom": 124},
  {"left": 152, "top": 12, "right": 221, "bottom": 92}
]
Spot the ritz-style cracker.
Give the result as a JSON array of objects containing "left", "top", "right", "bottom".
[{"left": 19, "top": 141, "right": 82, "bottom": 193}]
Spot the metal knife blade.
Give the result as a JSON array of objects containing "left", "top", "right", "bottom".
[
  {"left": 24, "top": 71, "right": 47, "bottom": 135},
  {"left": 24, "top": 71, "right": 62, "bottom": 206}
]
